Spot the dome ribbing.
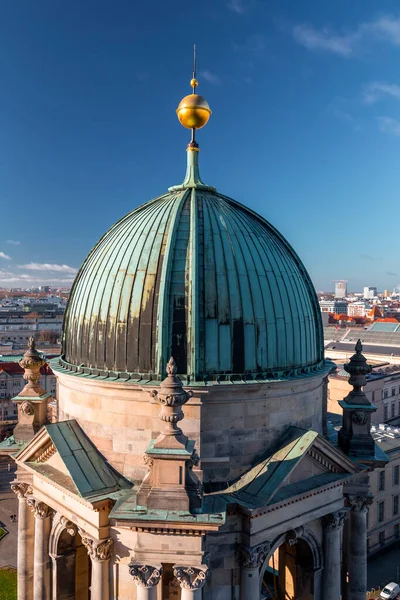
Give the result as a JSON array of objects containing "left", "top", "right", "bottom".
[{"left": 61, "top": 185, "right": 323, "bottom": 382}]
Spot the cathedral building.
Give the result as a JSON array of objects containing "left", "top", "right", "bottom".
[{"left": 5, "top": 66, "right": 386, "bottom": 600}]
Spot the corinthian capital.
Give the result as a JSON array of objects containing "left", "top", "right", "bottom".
[
  {"left": 322, "top": 510, "right": 348, "bottom": 530},
  {"left": 27, "top": 498, "right": 53, "bottom": 519},
  {"left": 237, "top": 542, "right": 271, "bottom": 568},
  {"left": 79, "top": 531, "right": 113, "bottom": 562},
  {"left": 173, "top": 566, "right": 208, "bottom": 590},
  {"left": 128, "top": 563, "right": 162, "bottom": 588},
  {"left": 11, "top": 482, "right": 32, "bottom": 499},
  {"left": 347, "top": 495, "right": 373, "bottom": 513}
]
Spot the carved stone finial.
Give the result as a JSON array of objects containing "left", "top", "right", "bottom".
[
  {"left": 166, "top": 356, "right": 178, "bottom": 375},
  {"left": 150, "top": 356, "right": 193, "bottom": 445},
  {"left": 18, "top": 337, "right": 46, "bottom": 396},
  {"left": 322, "top": 511, "right": 348, "bottom": 530},
  {"left": 128, "top": 563, "right": 162, "bottom": 588},
  {"left": 236, "top": 543, "right": 271, "bottom": 568},
  {"left": 173, "top": 566, "right": 208, "bottom": 590},
  {"left": 343, "top": 340, "right": 372, "bottom": 399},
  {"left": 11, "top": 482, "right": 32, "bottom": 499},
  {"left": 27, "top": 498, "right": 53, "bottom": 519},
  {"left": 79, "top": 532, "right": 113, "bottom": 562}
]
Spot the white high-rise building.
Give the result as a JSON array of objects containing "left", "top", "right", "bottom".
[
  {"left": 364, "top": 286, "right": 378, "bottom": 299},
  {"left": 334, "top": 280, "right": 347, "bottom": 298}
]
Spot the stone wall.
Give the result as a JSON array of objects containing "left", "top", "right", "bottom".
[{"left": 55, "top": 368, "right": 328, "bottom": 483}]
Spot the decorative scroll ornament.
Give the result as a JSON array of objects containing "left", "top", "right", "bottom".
[
  {"left": 322, "top": 511, "right": 348, "bottom": 531},
  {"left": 150, "top": 357, "right": 193, "bottom": 438},
  {"left": 27, "top": 498, "right": 53, "bottom": 519},
  {"left": 128, "top": 563, "right": 162, "bottom": 588},
  {"left": 20, "top": 401, "right": 35, "bottom": 416},
  {"left": 79, "top": 532, "right": 113, "bottom": 562},
  {"left": 352, "top": 410, "right": 368, "bottom": 425},
  {"left": 286, "top": 526, "right": 304, "bottom": 546},
  {"left": 173, "top": 566, "right": 208, "bottom": 590},
  {"left": 11, "top": 482, "right": 32, "bottom": 499},
  {"left": 60, "top": 516, "right": 77, "bottom": 537},
  {"left": 237, "top": 543, "right": 271, "bottom": 568},
  {"left": 347, "top": 495, "right": 373, "bottom": 513},
  {"left": 143, "top": 454, "right": 154, "bottom": 468}
]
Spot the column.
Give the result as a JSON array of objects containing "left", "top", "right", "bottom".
[
  {"left": 11, "top": 483, "right": 34, "bottom": 600},
  {"left": 51, "top": 551, "right": 76, "bottom": 600},
  {"left": 237, "top": 543, "right": 270, "bottom": 600},
  {"left": 128, "top": 563, "right": 162, "bottom": 600},
  {"left": 173, "top": 566, "right": 208, "bottom": 600},
  {"left": 27, "top": 499, "right": 53, "bottom": 600},
  {"left": 80, "top": 533, "right": 113, "bottom": 600},
  {"left": 346, "top": 495, "right": 372, "bottom": 600},
  {"left": 322, "top": 511, "right": 348, "bottom": 600}
]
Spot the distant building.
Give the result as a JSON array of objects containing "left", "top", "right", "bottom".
[
  {"left": 384, "top": 289, "right": 391, "bottom": 299},
  {"left": 320, "top": 299, "right": 348, "bottom": 314},
  {"left": 334, "top": 280, "right": 347, "bottom": 299},
  {"left": 368, "top": 305, "right": 383, "bottom": 321},
  {"left": 364, "top": 286, "right": 378, "bottom": 299},
  {"left": 348, "top": 301, "right": 370, "bottom": 317}
]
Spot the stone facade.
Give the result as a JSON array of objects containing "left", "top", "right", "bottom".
[{"left": 55, "top": 364, "right": 327, "bottom": 483}]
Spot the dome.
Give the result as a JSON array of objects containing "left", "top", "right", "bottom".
[{"left": 62, "top": 149, "right": 323, "bottom": 382}]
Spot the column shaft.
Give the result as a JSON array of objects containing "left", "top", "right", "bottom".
[
  {"left": 33, "top": 515, "right": 52, "bottom": 600},
  {"left": 181, "top": 589, "right": 202, "bottom": 600},
  {"left": 240, "top": 566, "right": 260, "bottom": 600},
  {"left": 136, "top": 587, "right": 157, "bottom": 600},
  {"left": 323, "top": 527, "right": 342, "bottom": 600},
  {"left": 91, "top": 559, "right": 110, "bottom": 600},
  {"left": 17, "top": 497, "right": 35, "bottom": 600},
  {"left": 348, "top": 510, "right": 367, "bottom": 600}
]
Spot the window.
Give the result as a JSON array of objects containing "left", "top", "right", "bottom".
[
  {"left": 394, "top": 465, "right": 400, "bottom": 486},
  {"left": 384, "top": 404, "right": 389, "bottom": 421},
  {"left": 395, "top": 524, "right": 400, "bottom": 540},
  {"left": 0, "top": 381, "right": 6, "bottom": 389},
  {"left": 384, "top": 389, "right": 389, "bottom": 399},
  {"left": 378, "top": 501, "right": 385, "bottom": 522},
  {"left": 379, "top": 471, "right": 385, "bottom": 491},
  {"left": 392, "top": 404, "right": 396, "bottom": 418},
  {"left": 379, "top": 531, "right": 385, "bottom": 547},
  {"left": 394, "top": 495, "right": 399, "bottom": 516},
  {"left": 393, "top": 387, "right": 396, "bottom": 397}
]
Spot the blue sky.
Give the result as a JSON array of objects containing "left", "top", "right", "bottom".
[{"left": 1, "top": 0, "right": 399, "bottom": 292}]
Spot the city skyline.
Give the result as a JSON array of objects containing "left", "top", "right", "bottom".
[{"left": 1, "top": 0, "right": 400, "bottom": 290}]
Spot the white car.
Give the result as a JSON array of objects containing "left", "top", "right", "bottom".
[{"left": 380, "top": 583, "right": 400, "bottom": 599}]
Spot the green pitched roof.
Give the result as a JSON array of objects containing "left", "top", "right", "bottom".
[{"left": 30, "top": 420, "right": 132, "bottom": 500}]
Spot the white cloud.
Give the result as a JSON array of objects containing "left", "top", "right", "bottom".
[
  {"left": 227, "top": 0, "right": 246, "bottom": 14},
  {"left": 200, "top": 69, "right": 222, "bottom": 86},
  {"left": 17, "top": 263, "right": 78, "bottom": 274},
  {"left": 363, "top": 82, "right": 400, "bottom": 104},
  {"left": 0, "top": 269, "right": 75, "bottom": 285},
  {"left": 0, "top": 252, "right": 11, "bottom": 260},
  {"left": 293, "top": 15, "right": 400, "bottom": 57},
  {"left": 6, "top": 240, "right": 20, "bottom": 246},
  {"left": 377, "top": 116, "right": 400, "bottom": 136}
]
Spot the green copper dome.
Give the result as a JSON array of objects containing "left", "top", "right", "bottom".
[{"left": 61, "top": 149, "right": 323, "bottom": 382}]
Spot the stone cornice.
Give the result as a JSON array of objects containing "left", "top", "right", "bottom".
[{"left": 113, "top": 520, "right": 221, "bottom": 536}]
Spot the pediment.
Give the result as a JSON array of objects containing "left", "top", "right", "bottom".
[
  {"left": 217, "top": 426, "right": 360, "bottom": 509},
  {"left": 15, "top": 420, "right": 132, "bottom": 500}
]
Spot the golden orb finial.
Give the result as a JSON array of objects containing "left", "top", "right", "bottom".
[{"left": 176, "top": 45, "right": 211, "bottom": 134}]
